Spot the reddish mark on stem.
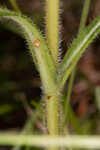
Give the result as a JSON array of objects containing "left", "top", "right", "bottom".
[
  {"left": 47, "top": 96, "right": 51, "bottom": 99},
  {"left": 33, "top": 39, "right": 40, "bottom": 48}
]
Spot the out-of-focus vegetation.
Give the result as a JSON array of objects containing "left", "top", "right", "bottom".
[{"left": 1, "top": 0, "right": 100, "bottom": 149}]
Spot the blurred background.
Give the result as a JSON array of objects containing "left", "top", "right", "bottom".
[{"left": 0, "top": 0, "right": 100, "bottom": 141}]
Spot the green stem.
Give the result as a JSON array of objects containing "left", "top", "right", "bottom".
[
  {"left": 45, "top": 0, "right": 59, "bottom": 66},
  {"left": 64, "top": 0, "right": 91, "bottom": 125},
  {"left": 9, "top": 0, "right": 20, "bottom": 12},
  {"left": 63, "top": 69, "right": 76, "bottom": 126},
  {"left": 46, "top": 94, "right": 59, "bottom": 135},
  {"left": 78, "top": 0, "right": 91, "bottom": 35},
  {"left": 45, "top": 1, "right": 60, "bottom": 149},
  {"left": 1, "top": 134, "right": 100, "bottom": 149}
]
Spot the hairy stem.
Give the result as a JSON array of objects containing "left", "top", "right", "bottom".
[
  {"left": 64, "top": 0, "right": 91, "bottom": 124},
  {"left": 45, "top": 0, "right": 60, "bottom": 150},
  {"left": 45, "top": 93, "right": 59, "bottom": 135},
  {"left": 0, "top": 8, "right": 57, "bottom": 95},
  {"left": 45, "top": 0, "right": 59, "bottom": 66}
]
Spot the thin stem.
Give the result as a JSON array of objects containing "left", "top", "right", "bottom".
[
  {"left": 45, "top": 0, "right": 60, "bottom": 138},
  {"left": 46, "top": 94, "right": 59, "bottom": 135},
  {"left": 44, "top": 92, "right": 60, "bottom": 150},
  {"left": 64, "top": 0, "right": 91, "bottom": 125},
  {"left": 1, "top": 134, "right": 100, "bottom": 149},
  {"left": 45, "top": 0, "right": 59, "bottom": 66},
  {"left": 63, "top": 69, "right": 76, "bottom": 125},
  {"left": 45, "top": 0, "right": 60, "bottom": 146},
  {"left": 9, "top": 0, "right": 20, "bottom": 12},
  {"left": 64, "top": 70, "right": 76, "bottom": 118},
  {"left": 78, "top": 0, "right": 91, "bottom": 35}
]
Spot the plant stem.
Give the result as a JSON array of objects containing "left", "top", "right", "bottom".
[
  {"left": 78, "top": 0, "right": 91, "bottom": 35},
  {"left": 64, "top": 0, "right": 91, "bottom": 125},
  {"left": 1, "top": 134, "right": 100, "bottom": 149},
  {"left": 46, "top": 94, "right": 59, "bottom": 135},
  {"left": 63, "top": 70, "right": 76, "bottom": 126},
  {"left": 9, "top": 0, "right": 20, "bottom": 12},
  {"left": 45, "top": 0, "right": 59, "bottom": 66},
  {"left": 45, "top": 0, "right": 60, "bottom": 149}
]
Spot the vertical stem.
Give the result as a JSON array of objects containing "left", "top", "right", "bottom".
[
  {"left": 45, "top": 0, "right": 60, "bottom": 149},
  {"left": 46, "top": 94, "right": 59, "bottom": 135},
  {"left": 64, "top": 70, "right": 76, "bottom": 123},
  {"left": 9, "top": 0, "right": 20, "bottom": 12},
  {"left": 46, "top": 0, "right": 59, "bottom": 66},
  {"left": 45, "top": 92, "right": 60, "bottom": 150},
  {"left": 64, "top": 0, "right": 91, "bottom": 125}
]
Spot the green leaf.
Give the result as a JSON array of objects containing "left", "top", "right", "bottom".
[{"left": 59, "top": 15, "right": 100, "bottom": 88}]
